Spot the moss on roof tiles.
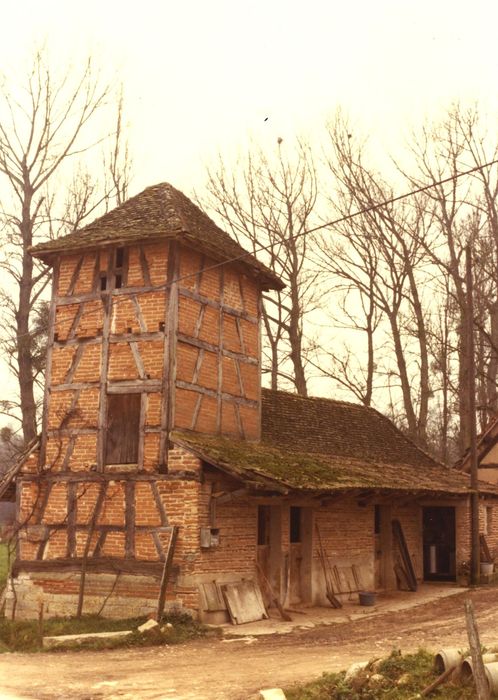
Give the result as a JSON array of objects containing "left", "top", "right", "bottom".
[
  {"left": 172, "top": 430, "right": 477, "bottom": 495},
  {"left": 261, "top": 388, "right": 438, "bottom": 469},
  {"left": 29, "top": 183, "right": 283, "bottom": 290}
]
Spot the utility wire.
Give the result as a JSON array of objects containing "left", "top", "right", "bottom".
[
  {"left": 18, "top": 156, "right": 498, "bottom": 338},
  {"left": 127, "top": 156, "right": 498, "bottom": 292}
]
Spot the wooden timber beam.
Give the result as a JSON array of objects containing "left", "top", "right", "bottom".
[
  {"left": 13, "top": 558, "right": 168, "bottom": 577},
  {"left": 40, "top": 259, "right": 60, "bottom": 466},
  {"left": 159, "top": 241, "right": 179, "bottom": 471},
  {"left": 216, "top": 267, "right": 224, "bottom": 432},
  {"left": 107, "top": 379, "right": 162, "bottom": 393},
  {"left": 175, "top": 380, "right": 258, "bottom": 408},
  {"left": 96, "top": 289, "right": 112, "bottom": 471},
  {"left": 178, "top": 287, "right": 258, "bottom": 324},
  {"left": 54, "top": 331, "right": 165, "bottom": 348},
  {"left": 56, "top": 284, "right": 164, "bottom": 306},
  {"left": 177, "top": 333, "right": 258, "bottom": 366},
  {"left": 19, "top": 471, "right": 199, "bottom": 483}
]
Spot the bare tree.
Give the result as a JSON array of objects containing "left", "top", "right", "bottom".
[
  {"left": 399, "top": 105, "right": 498, "bottom": 455},
  {"left": 204, "top": 139, "right": 320, "bottom": 395},
  {"left": 319, "top": 117, "right": 434, "bottom": 447},
  {"left": 0, "top": 51, "right": 131, "bottom": 442}
]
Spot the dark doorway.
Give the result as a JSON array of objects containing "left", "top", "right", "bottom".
[
  {"left": 422, "top": 507, "right": 456, "bottom": 581},
  {"left": 256, "top": 505, "right": 282, "bottom": 606}
]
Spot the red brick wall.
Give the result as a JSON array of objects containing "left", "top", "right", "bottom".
[
  {"left": 44, "top": 239, "right": 263, "bottom": 477},
  {"left": 174, "top": 245, "right": 261, "bottom": 440}
]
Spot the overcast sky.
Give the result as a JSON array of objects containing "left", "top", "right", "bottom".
[
  {"left": 3, "top": 0, "right": 498, "bottom": 194},
  {"left": 1, "top": 0, "right": 497, "bottom": 421}
]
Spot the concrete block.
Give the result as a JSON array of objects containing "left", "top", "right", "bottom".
[
  {"left": 43, "top": 630, "right": 133, "bottom": 649},
  {"left": 258, "top": 690, "right": 287, "bottom": 700},
  {"left": 344, "top": 661, "right": 369, "bottom": 681},
  {"left": 138, "top": 618, "right": 159, "bottom": 633}
]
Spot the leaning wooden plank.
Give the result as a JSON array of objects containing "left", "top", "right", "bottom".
[
  {"left": 315, "top": 523, "right": 342, "bottom": 608},
  {"left": 256, "top": 562, "right": 291, "bottom": 621},
  {"left": 222, "top": 579, "right": 268, "bottom": 624},
  {"left": 392, "top": 519, "right": 417, "bottom": 591},
  {"left": 480, "top": 534, "right": 493, "bottom": 563},
  {"left": 419, "top": 665, "right": 455, "bottom": 697},
  {"left": 77, "top": 482, "right": 107, "bottom": 618},
  {"left": 464, "top": 598, "right": 490, "bottom": 700},
  {"left": 352, "top": 564, "right": 364, "bottom": 592},
  {"left": 201, "top": 582, "right": 227, "bottom": 612},
  {"left": 156, "top": 525, "right": 179, "bottom": 621},
  {"left": 394, "top": 562, "right": 411, "bottom": 591}
]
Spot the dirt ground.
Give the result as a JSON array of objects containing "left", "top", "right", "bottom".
[{"left": 1, "top": 586, "right": 498, "bottom": 700}]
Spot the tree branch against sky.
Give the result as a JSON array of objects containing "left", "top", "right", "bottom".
[
  {"left": 203, "top": 139, "right": 321, "bottom": 396},
  {"left": 0, "top": 50, "right": 131, "bottom": 442}
]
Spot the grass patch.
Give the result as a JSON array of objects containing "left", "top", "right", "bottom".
[
  {"left": 286, "top": 649, "right": 476, "bottom": 699},
  {"left": 0, "top": 611, "right": 207, "bottom": 653}
]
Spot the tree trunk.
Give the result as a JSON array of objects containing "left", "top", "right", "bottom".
[
  {"left": 18, "top": 187, "right": 37, "bottom": 443},
  {"left": 388, "top": 311, "right": 419, "bottom": 441}
]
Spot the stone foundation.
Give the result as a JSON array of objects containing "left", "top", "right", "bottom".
[{"left": 5, "top": 571, "right": 190, "bottom": 621}]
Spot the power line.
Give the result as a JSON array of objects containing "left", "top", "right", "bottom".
[
  {"left": 15, "top": 156, "right": 498, "bottom": 339},
  {"left": 123, "top": 157, "right": 498, "bottom": 293}
]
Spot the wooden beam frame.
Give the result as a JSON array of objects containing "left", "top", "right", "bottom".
[
  {"left": 39, "top": 259, "right": 60, "bottom": 466},
  {"left": 159, "top": 241, "right": 179, "bottom": 471}
]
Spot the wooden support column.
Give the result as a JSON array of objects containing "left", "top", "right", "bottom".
[
  {"left": 137, "top": 393, "right": 147, "bottom": 470},
  {"left": 159, "top": 241, "right": 179, "bottom": 471},
  {"left": 217, "top": 267, "right": 224, "bottom": 433},
  {"left": 67, "top": 481, "right": 77, "bottom": 558},
  {"left": 125, "top": 481, "right": 135, "bottom": 558},
  {"left": 379, "top": 505, "right": 396, "bottom": 590},
  {"left": 96, "top": 282, "right": 112, "bottom": 471},
  {"left": 40, "top": 258, "right": 60, "bottom": 467},
  {"left": 256, "top": 286, "right": 263, "bottom": 440}
]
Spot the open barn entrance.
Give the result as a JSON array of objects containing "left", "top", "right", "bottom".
[
  {"left": 423, "top": 506, "right": 456, "bottom": 581},
  {"left": 288, "top": 506, "right": 313, "bottom": 605},
  {"left": 257, "top": 505, "right": 282, "bottom": 605}
]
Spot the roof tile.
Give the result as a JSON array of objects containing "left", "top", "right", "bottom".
[{"left": 30, "top": 183, "right": 283, "bottom": 290}]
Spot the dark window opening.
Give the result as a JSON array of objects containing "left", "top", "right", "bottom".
[
  {"left": 374, "top": 505, "right": 381, "bottom": 535},
  {"left": 115, "top": 273, "right": 122, "bottom": 289},
  {"left": 115, "top": 247, "right": 125, "bottom": 268},
  {"left": 257, "top": 505, "right": 270, "bottom": 546},
  {"left": 290, "top": 506, "right": 301, "bottom": 543},
  {"left": 105, "top": 393, "right": 141, "bottom": 465},
  {"left": 100, "top": 274, "right": 108, "bottom": 291}
]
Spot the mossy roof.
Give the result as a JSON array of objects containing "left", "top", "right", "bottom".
[
  {"left": 29, "top": 183, "right": 283, "bottom": 291},
  {"left": 261, "top": 389, "right": 438, "bottom": 469},
  {"left": 171, "top": 389, "right": 498, "bottom": 497}
]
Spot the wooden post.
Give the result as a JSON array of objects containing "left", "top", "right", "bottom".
[
  {"left": 39, "top": 259, "right": 60, "bottom": 467},
  {"left": 159, "top": 242, "right": 179, "bottom": 471},
  {"left": 156, "top": 525, "right": 179, "bottom": 621},
  {"left": 77, "top": 483, "right": 106, "bottom": 618},
  {"left": 464, "top": 598, "right": 490, "bottom": 700},
  {"left": 467, "top": 246, "right": 480, "bottom": 586}
]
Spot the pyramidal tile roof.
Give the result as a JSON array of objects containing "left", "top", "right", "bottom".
[{"left": 30, "top": 183, "right": 283, "bottom": 290}]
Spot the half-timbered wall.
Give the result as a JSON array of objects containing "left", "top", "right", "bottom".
[
  {"left": 43, "top": 239, "right": 261, "bottom": 476},
  {"left": 12, "top": 237, "right": 263, "bottom": 617}
]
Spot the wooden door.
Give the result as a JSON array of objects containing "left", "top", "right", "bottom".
[
  {"left": 105, "top": 393, "right": 141, "bottom": 465},
  {"left": 257, "top": 505, "right": 282, "bottom": 607},
  {"left": 289, "top": 506, "right": 303, "bottom": 604}
]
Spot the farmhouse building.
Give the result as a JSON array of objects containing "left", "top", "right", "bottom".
[{"left": 9, "top": 183, "right": 498, "bottom": 620}]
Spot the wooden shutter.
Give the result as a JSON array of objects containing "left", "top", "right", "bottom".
[{"left": 105, "top": 394, "right": 141, "bottom": 465}]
